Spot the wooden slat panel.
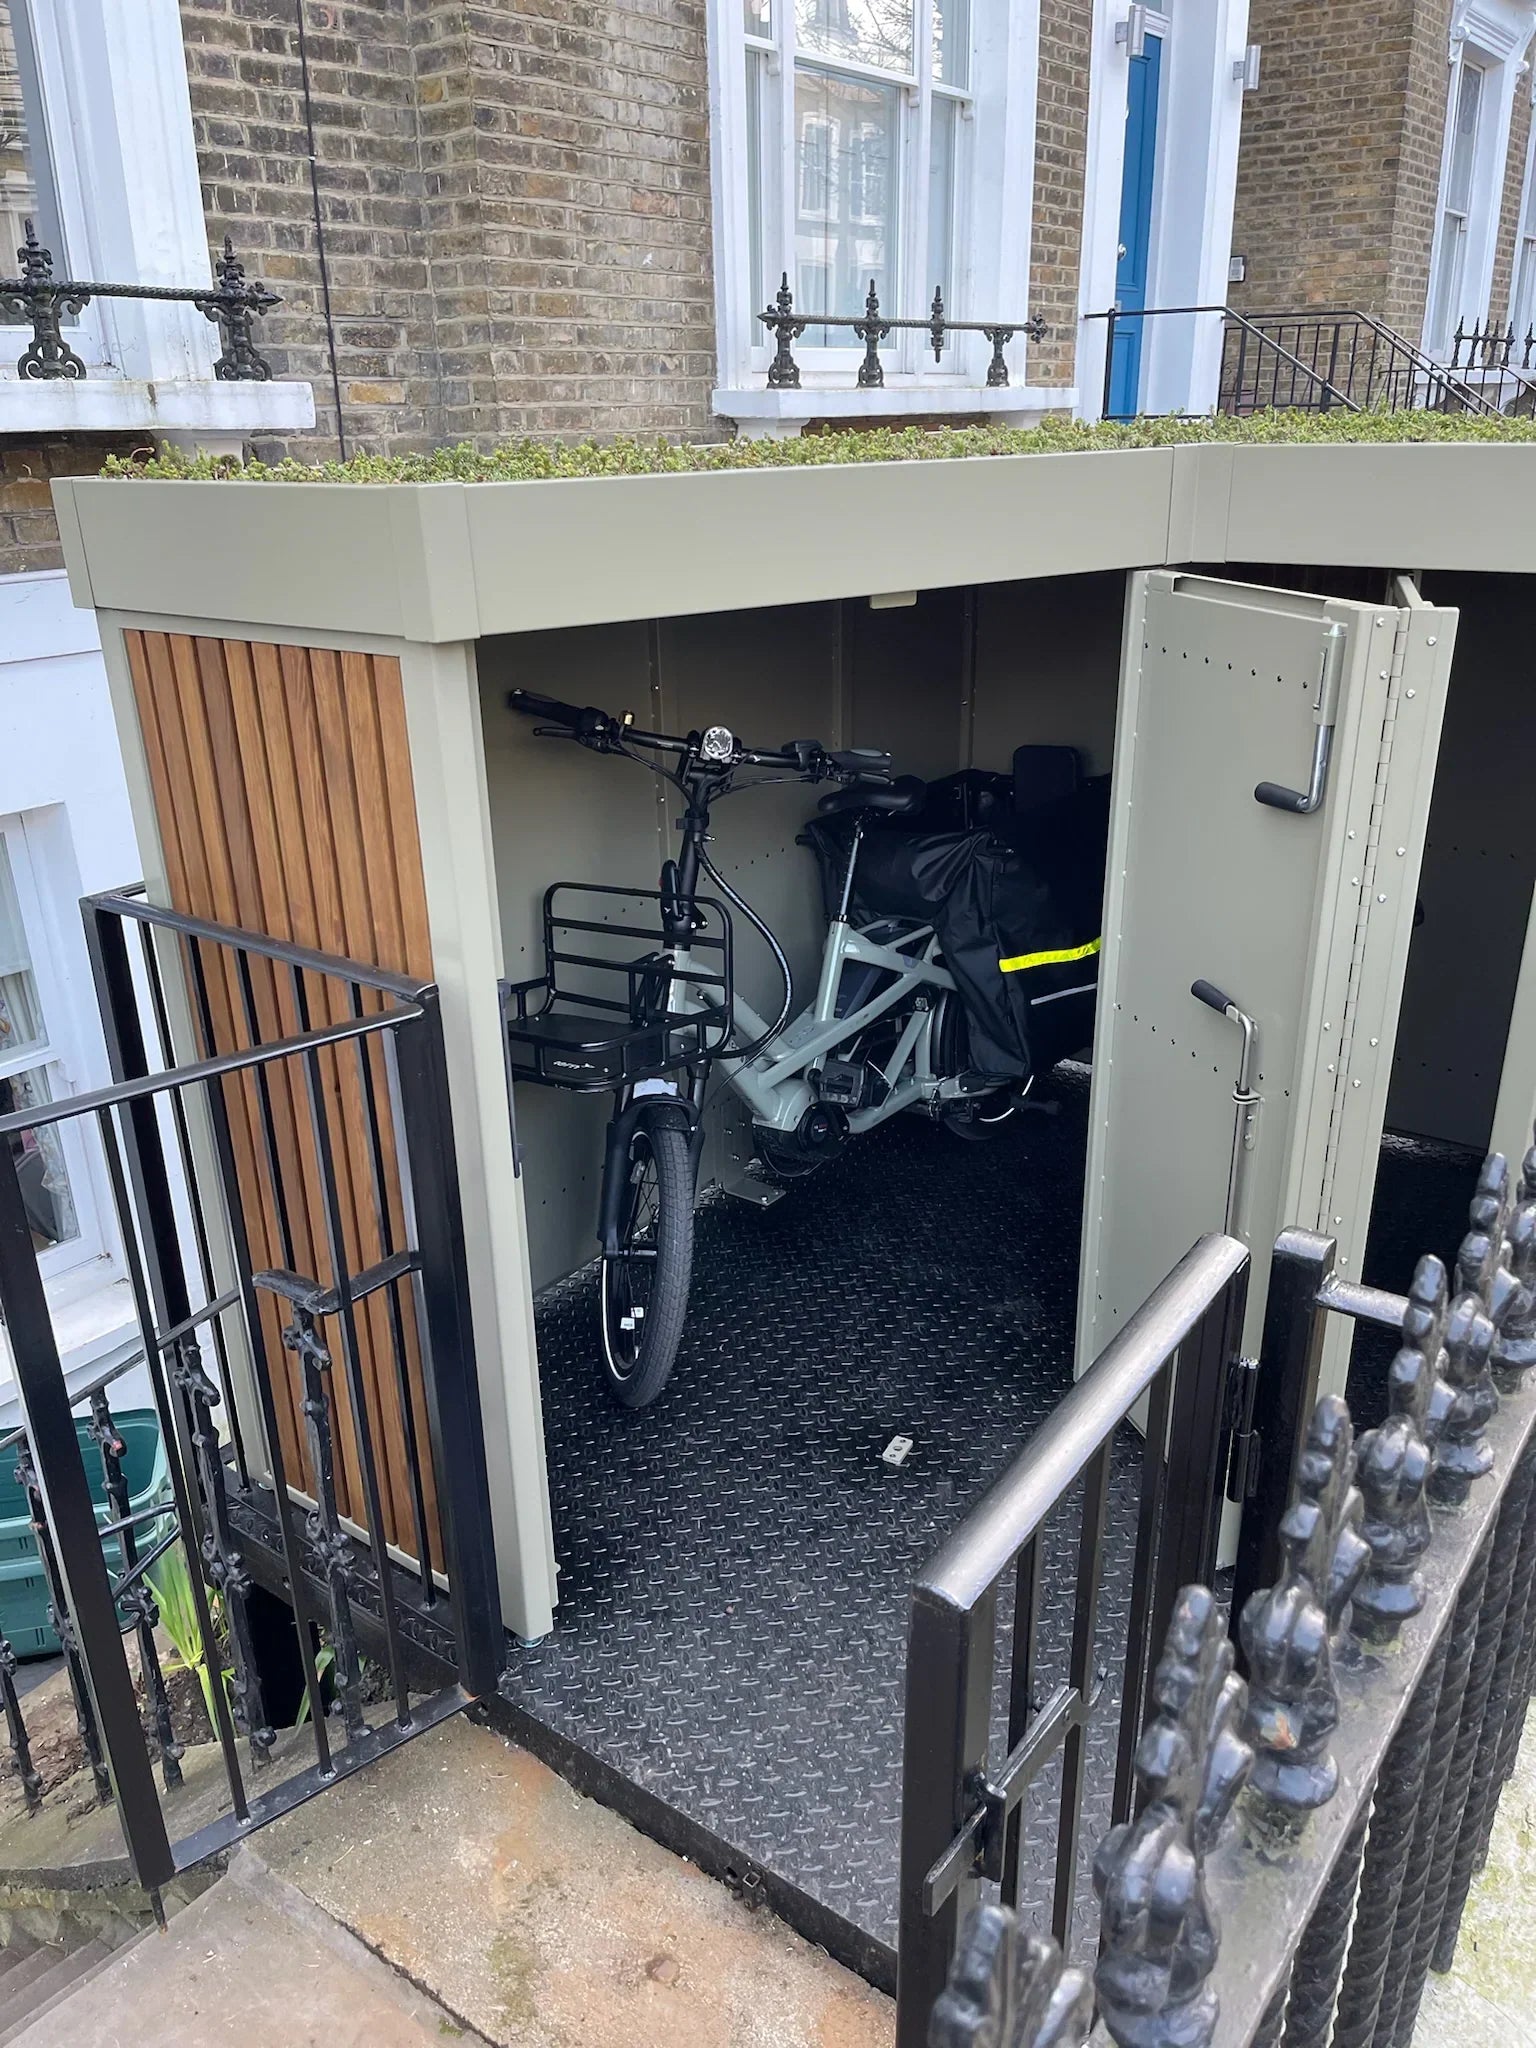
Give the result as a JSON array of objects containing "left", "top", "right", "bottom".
[{"left": 122, "top": 630, "right": 439, "bottom": 1566}]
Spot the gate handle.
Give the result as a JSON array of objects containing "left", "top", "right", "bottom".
[
  {"left": 1255, "top": 622, "right": 1344, "bottom": 816},
  {"left": 1192, "top": 980, "right": 1261, "bottom": 1237}
]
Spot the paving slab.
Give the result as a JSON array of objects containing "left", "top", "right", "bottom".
[
  {"left": 257, "top": 1713, "right": 895, "bottom": 2048},
  {"left": 6, "top": 1858, "right": 485, "bottom": 2048}
]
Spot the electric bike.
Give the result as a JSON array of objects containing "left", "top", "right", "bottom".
[{"left": 503, "top": 688, "right": 1015, "bottom": 1407}]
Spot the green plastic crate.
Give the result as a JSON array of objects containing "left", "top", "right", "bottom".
[{"left": 0, "top": 1410, "right": 172, "bottom": 1658}]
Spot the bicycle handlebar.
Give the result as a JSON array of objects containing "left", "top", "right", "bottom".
[
  {"left": 506, "top": 688, "right": 893, "bottom": 786},
  {"left": 506, "top": 688, "right": 615, "bottom": 739}
]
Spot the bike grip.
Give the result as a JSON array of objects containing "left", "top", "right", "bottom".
[
  {"left": 507, "top": 688, "right": 589, "bottom": 728},
  {"left": 1191, "top": 978, "right": 1234, "bottom": 1015}
]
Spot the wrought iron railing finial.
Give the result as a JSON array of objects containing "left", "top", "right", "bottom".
[
  {"left": 0, "top": 228, "right": 281, "bottom": 382},
  {"left": 1094, "top": 1583, "right": 1253, "bottom": 2048}
]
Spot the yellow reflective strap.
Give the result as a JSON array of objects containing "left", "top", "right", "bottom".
[{"left": 998, "top": 936, "right": 1103, "bottom": 975}]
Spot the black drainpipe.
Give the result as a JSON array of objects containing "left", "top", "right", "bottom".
[{"left": 295, "top": 0, "right": 348, "bottom": 459}]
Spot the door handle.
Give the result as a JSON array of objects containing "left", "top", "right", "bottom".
[
  {"left": 1255, "top": 622, "right": 1345, "bottom": 815},
  {"left": 1192, "top": 980, "right": 1262, "bottom": 1238}
]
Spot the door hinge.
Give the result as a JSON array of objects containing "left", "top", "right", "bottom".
[
  {"left": 1224, "top": 1353, "right": 1262, "bottom": 1505},
  {"left": 1315, "top": 609, "right": 1410, "bottom": 1234}
]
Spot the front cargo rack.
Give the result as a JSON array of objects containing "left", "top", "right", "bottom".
[{"left": 502, "top": 882, "right": 733, "bottom": 1092}]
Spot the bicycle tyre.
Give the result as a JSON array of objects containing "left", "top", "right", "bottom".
[{"left": 599, "top": 1109, "right": 694, "bottom": 1408}]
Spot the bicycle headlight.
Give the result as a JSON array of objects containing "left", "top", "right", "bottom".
[{"left": 701, "top": 724, "right": 735, "bottom": 764}]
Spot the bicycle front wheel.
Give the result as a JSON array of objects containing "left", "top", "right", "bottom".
[{"left": 599, "top": 1108, "right": 694, "bottom": 1408}]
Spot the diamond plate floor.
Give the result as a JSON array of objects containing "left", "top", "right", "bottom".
[
  {"left": 498, "top": 1070, "right": 1148, "bottom": 1977},
  {"left": 497, "top": 1075, "right": 1463, "bottom": 1980}
]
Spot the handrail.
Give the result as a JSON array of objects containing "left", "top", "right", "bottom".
[
  {"left": 87, "top": 888, "right": 434, "bottom": 1001},
  {"left": 0, "top": 1004, "right": 417, "bottom": 1138},
  {"left": 918, "top": 1233, "right": 1251, "bottom": 1610},
  {"left": 1232, "top": 306, "right": 1507, "bottom": 418},
  {"left": 1085, "top": 302, "right": 1360, "bottom": 417},
  {"left": 895, "top": 1229, "right": 1251, "bottom": 2048}
]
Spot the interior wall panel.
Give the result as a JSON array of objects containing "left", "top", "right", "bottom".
[{"left": 971, "top": 572, "right": 1126, "bottom": 777}]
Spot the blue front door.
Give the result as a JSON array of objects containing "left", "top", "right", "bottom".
[{"left": 1108, "top": 32, "right": 1163, "bottom": 418}]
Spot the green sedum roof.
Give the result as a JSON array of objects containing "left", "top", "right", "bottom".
[{"left": 104, "top": 408, "right": 1536, "bottom": 485}]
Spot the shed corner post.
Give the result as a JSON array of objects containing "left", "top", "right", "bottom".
[{"left": 396, "top": 634, "right": 558, "bottom": 1645}]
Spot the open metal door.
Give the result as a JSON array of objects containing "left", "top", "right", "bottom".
[{"left": 1078, "top": 570, "right": 1457, "bottom": 1406}]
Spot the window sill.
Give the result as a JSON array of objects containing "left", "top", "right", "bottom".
[
  {"left": 714, "top": 383, "right": 1079, "bottom": 437},
  {"left": 0, "top": 1265, "right": 141, "bottom": 1431},
  {"left": 0, "top": 375, "right": 316, "bottom": 442}
]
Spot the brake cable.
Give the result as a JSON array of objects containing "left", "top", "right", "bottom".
[{"left": 564, "top": 727, "right": 804, "bottom": 1063}]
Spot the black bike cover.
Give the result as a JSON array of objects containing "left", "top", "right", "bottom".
[{"left": 802, "top": 775, "right": 1110, "bottom": 1085}]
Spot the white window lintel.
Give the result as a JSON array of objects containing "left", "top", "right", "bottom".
[{"left": 1451, "top": 0, "right": 1536, "bottom": 64}]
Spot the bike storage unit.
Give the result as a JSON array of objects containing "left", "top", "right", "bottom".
[{"left": 47, "top": 441, "right": 1536, "bottom": 1986}]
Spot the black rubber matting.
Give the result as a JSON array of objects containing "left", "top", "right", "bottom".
[
  {"left": 498, "top": 1068, "right": 1146, "bottom": 1976},
  {"left": 497, "top": 1070, "right": 1466, "bottom": 1980}
]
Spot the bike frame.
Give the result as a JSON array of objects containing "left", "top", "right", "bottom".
[{"left": 669, "top": 918, "right": 965, "bottom": 1137}]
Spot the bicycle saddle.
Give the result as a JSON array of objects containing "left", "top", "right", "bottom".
[{"left": 817, "top": 774, "right": 927, "bottom": 819}]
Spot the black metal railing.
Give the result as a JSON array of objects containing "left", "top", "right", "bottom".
[
  {"left": 895, "top": 1232, "right": 1252, "bottom": 2048},
  {"left": 1223, "top": 309, "right": 1517, "bottom": 420},
  {"left": 0, "top": 890, "right": 502, "bottom": 1894},
  {"left": 1087, "top": 304, "right": 1363, "bottom": 421},
  {"left": 0, "top": 222, "right": 280, "bottom": 382},
  {"left": 0, "top": 1341, "right": 186, "bottom": 1818},
  {"left": 923, "top": 1138, "right": 1536, "bottom": 2048},
  {"left": 1090, "top": 303, "right": 1531, "bottom": 423},
  {"left": 758, "top": 275, "right": 1048, "bottom": 392},
  {"left": 1448, "top": 315, "right": 1536, "bottom": 413}
]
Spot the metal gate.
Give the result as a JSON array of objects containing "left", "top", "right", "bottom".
[{"left": 0, "top": 889, "right": 502, "bottom": 1895}]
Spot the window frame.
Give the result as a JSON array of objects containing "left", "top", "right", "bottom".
[
  {"left": 0, "top": 814, "right": 109, "bottom": 1285},
  {"left": 1508, "top": 82, "right": 1536, "bottom": 339},
  {"left": 0, "top": 0, "right": 228, "bottom": 384},
  {"left": 714, "top": 0, "right": 1040, "bottom": 405}
]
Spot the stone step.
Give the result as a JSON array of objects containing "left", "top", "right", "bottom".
[
  {"left": 0, "top": 1940, "right": 112, "bottom": 2046},
  {"left": 253, "top": 1715, "right": 895, "bottom": 2048},
  {"left": 0, "top": 1945, "right": 74, "bottom": 2037},
  {"left": 0, "top": 1941, "right": 37, "bottom": 1983}
]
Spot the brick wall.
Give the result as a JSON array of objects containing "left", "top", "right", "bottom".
[
  {"left": 1029, "top": 0, "right": 1092, "bottom": 387},
  {"left": 1231, "top": 0, "right": 1534, "bottom": 349},
  {"left": 180, "top": 0, "right": 435, "bottom": 458},
  {"left": 0, "top": 440, "right": 139, "bottom": 576},
  {"left": 178, "top": 0, "right": 718, "bottom": 456},
  {"left": 1384, "top": 0, "right": 1455, "bottom": 339},
  {"left": 1229, "top": 0, "right": 1421, "bottom": 321}
]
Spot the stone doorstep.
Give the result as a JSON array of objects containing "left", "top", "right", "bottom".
[{"left": 251, "top": 1713, "right": 895, "bottom": 2048}]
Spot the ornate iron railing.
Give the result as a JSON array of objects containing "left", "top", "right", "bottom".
[
  {"left": 0, "top": 891, "right": 502, "bottom": 1896},
  {"left": 0, "top": 222, "right": 280, "bottom": 382},
  {"left": 757, "top": 275, "right": 1049, "bottom": 392},
  {"left": 921, "top": 1137, "right": 1536, "bottom": 2048},
  {"left": 1448, "top": 315, "right": 1536, "bottom": 412}
]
